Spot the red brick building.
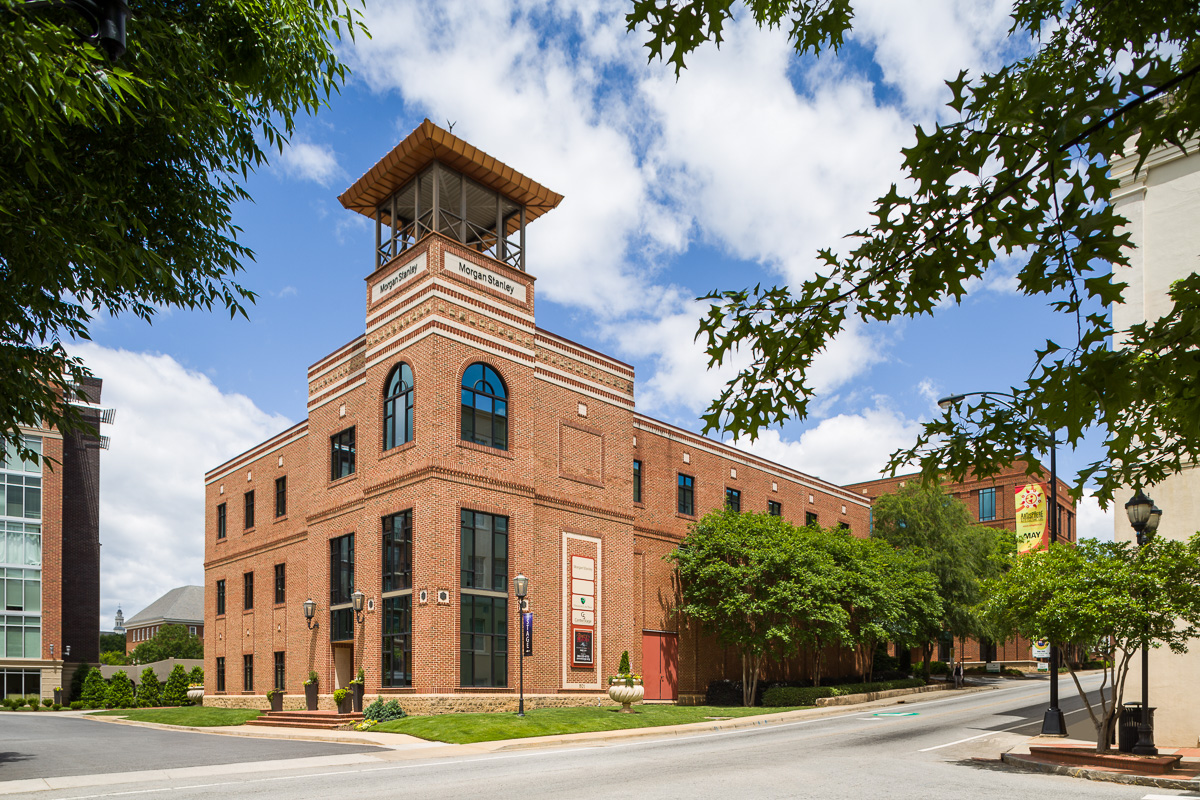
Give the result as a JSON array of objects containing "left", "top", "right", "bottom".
[
  {"left": 847, "top": 461, "right": 1076, "bottom": 665},
  {"left": 124, "top": 585, "right": 204, "bottom": 654},
  {"left": 202, "top": 121, "right": 871, "bottom": 711}
]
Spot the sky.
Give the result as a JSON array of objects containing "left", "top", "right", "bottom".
[{"left": 79, "top": 0, "right": 1116, "bottom": 631}]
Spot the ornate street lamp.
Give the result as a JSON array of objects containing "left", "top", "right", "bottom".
[
  {"left": 352, "top": 590, "right": 366, "bottom": 625},
  {"left": 303, "top": 598, "right": 319, "bottom": 630},
  {"left": 1125, "top": 489, "right": 1162, "bottom": 756},
  {"left": 938, "top": 390, "right": 1066, "bottom": 736},
  {"left": 514, "top": 574, "right": 529, "bottom": 717}
]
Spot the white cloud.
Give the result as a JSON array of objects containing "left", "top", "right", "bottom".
[
  {"left": 70, "top": 343, "right": 292, "bottom": 630},
  {"left": 278, "top": 140, "right": 342, "bottom": 186},
  {"left": 1075, "top": 493, "right": 1115, "bottom": 542}
]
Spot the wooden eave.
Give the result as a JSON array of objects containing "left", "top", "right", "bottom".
[{"left": 338, "top": 119, "right": 565, "bottom": 223}]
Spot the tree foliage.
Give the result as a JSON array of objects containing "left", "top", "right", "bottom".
[
  {"left": 99, "top": 632, "right": 125, "bottom": 654},
  {"left": 129, "top": 623, "right": 204, "bottom": 663},
  {"left": 106, "top": 670, "right": 136, "bottom": 709},
  {"left": 981, "top": 536, "right": 1200, "bottom": 753},
  {"left": 628, "top": 0, "right": 1200, "bottom": 504},
  {"left": 161, "top": 664, "right": 190, "bottom": 706},
  {"left": 136, "top": 667, "right": 161, "bottom": 708},
  {"left": 0, "top": 0, "right": 367, "bottom": 461},
  {"left": 69, "top": 662, "right": 92, "bottom": 702},
  {"left": 81, "top": 668, "right": 107, "bottom": 708}
]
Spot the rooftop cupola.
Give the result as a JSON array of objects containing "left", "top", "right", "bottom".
[{"left": 338, "top": 119, "right": 564, "bottom": 273}]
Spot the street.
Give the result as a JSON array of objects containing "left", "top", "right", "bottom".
[{"left": 2, "top": 674, "right": 1176, "bottom": 800}]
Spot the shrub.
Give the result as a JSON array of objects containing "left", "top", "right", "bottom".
[
  {"left": 188, "top": 666, "right": 204, "bottom": 686},
  {"left": 70, "top": 701, "right": 83, "bottom": 710},
  {"left": 617, "top": 650, "right": 631, "bottom": 676},
  {"left": 162, "top": 664, "right": 190, "bottom": 706},
  {"left": 362, "top": 697, "right": 406, "bottom": 723},
  {"left": 69, "top": 662, "right": 92, "bottom": 703},
  {"left": 873, "top": 653, "right": 900, "bottom": 673},
  {"left": 705, "top": 680, "right": 744, "bottom": 706},
  {"left": 137, "top": 667, "right": 162, "bottom": 707},
  {"left": 762, "top": 678, "right": 926, "bottom": 707},
  {"left": 305, "top": 670, "right": 318, "bottom": 686},
  {"left": 333, "top": 688, "right": 349, "bottom": 704},
  {"left": 107, "top": 670, "right": 136, "bottom": 709},
  {"left": 919, "top": 660, "right": 950, "bottom": 675},
  {"left": 41, "top": 698, "right": 52, "bottom": 707},
  {"left": 27, "top": 696, "right": 40, "bottom": 710},
  {"left": 81, "top": 669, "right": 108, "bottom": 708},
  {"left": 52, "top": 703, "right": 62, "bottom": 711}
]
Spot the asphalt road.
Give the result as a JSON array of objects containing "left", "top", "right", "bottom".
[{"left": 1, "top": 675, "right": 1170, "bottom": 800}]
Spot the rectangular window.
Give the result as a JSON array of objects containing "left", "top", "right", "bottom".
[
  {"left": 330, "top": 607, "right": 354, "bottom": 642},
  {"left": 460, "top": 511, "right": 508, "bottom": 592},
  {"left": 243, "top": 572, "right": 253, "bottom": 611},
  {"left": 216, "top": 656, "right": 226, "bottom": 692},
  {"left": 244, "top": 490, "right": 254, "bottom": 529},
  {"left": 382, "top": 594, "right": 412, "bottom": 687},
  {"left": 768, "top": 500, "right": 782, "bottom": 517},
  {"left": 838, "top": 521, "right": 851, "bottom": 533},
  {"left": 330, "top": 427, "right": 356, "bottom": 480},
  {"left": 979, "top": 487, "right": 996, "bottom": 522},
  {"left": 243, "top": 654, "right": 253, "bottom": 692},
  {"left": 275, "top": 476, "right": 287, "bottom": 518},
  {"left": 273, "top": 651, "right": 285, "bottom": 690},
  {"left": 216, "top": 503, "right": 226, "bottom": 539},
  {"left": 329, "top": 533, "right": 355, "bottom": 605},
  {"left": 677, "top": 474, "right": 694, "bottom": 516},
  {"left": 216, "top": 579, "right": 226, "bottom": 615},
  {"left": 383, "top": 511, "right": 412, "bottom": 593},
  {"left": 274, "top": 563, "right": 285, "bottom": 605},
  {"left": 633, "top": 460, "right": 642, "bottom": 504},
  {"left": 805, "top": 511, "right": 819, "bottom": 527},
  {"left": 725, "top": 488, "right": 741, "bottom": 512},
  {"left": 460, "top": 594, "right": 507, "bottom": 688},
  {"left": 189, "top": 626, "right": 197, "bottom": 635}
]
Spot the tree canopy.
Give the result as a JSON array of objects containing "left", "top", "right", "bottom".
[
  {"left": 129, "top": 623, "right": 204, "bottom": 663},
  {"left": 627, "top": 0, "right": 1200, "bottom": 505},
  {"left": 1, "top": 0, "right": 366, "bottom": 461},
  {"left": 981, "top": 536, "right": 1200, "bottom": 753}
]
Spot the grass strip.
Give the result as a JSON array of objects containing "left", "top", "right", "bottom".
[{"left": 88, "top": 707, "right": 262, "bottom": 727}]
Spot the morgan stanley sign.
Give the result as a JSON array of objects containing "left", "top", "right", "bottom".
[
  {"left": 372, "top": 252, "right": 427, "bottom": 302},
  {"left": 448, "top": 255, "right": 527, "bottom": 303}
]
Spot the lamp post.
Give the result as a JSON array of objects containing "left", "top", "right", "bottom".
[
  {"left": 19, "top": 0, "right": 130, "bottom": 59},
  {"left": 1124, "top": 489, "right": 1162, "bottom": 756},
  {"left": 514, "top": 574, "right": 528, "bottom": 717},
  {"left": 352, "top": 590, "right": 366, "bottom": 625},
  {"left": 938, "top": 390, "right": 1067, "bottom": 736},
  {"left": 303, "top": 598, "right": 319, "bottom": 630}
]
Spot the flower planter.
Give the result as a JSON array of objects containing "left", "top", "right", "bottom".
[
  {"left": 305, "top": 683, "right": 319, "bottom": 711},
  {"left": 352, "top": 683, "right": 364, "bottom": 713},
  {"left": 269, "top": 692, "right": 284, "bottom": 712},
  {"left": 186, "top": 688, "right": 204, "bottom": 703},
  {"left": 53, "top": 689, "right": 62, "bottom": 705},
  {"left": 607, "top": 678, "right": 644, "bottom": 713},
  {"left": 336, "top": 695, "right": 352, "bottom": 714}
]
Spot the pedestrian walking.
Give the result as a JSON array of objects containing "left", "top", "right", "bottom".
[{"left": 952, "top": 660, "right": 964, "bottom": 689}]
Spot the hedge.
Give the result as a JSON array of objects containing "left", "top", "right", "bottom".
[{"left": 762, "top": 678, "right": 926, "bottom": 707}]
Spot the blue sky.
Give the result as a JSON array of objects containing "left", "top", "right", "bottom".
[{"left": 80, "top": 0, "right": 1114, "bottom": 629}]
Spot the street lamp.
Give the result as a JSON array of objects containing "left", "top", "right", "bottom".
[
  {"left": 303, "top": 598, "right": 319, "bottom": 630},
  {"left": 514, "top": 574, "right": 529, "bottom": 717},
  {"left": 1125, "top": 489, "right": 1162, "bottom": 756},
  {"left": 19, "top": 0, "right": 130, "bottom": 60},
  {"left": 938, "top": 390, "right": 1067, "bottom": 736},
  {"left": 352, "top": 590, "right": 366, "bottom": 625}
]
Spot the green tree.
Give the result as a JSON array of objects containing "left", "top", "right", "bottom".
[
  {"left": 628, "top": 0, "right": 1200, "bottom": 505},
  {"left": 870, "top": 483, "right": 1012, "bottom": 678},
  {"left": 129, "top": 623, "right": 203, "bottom": 663},
  {"left": 188, "top": 666, "right": 204, "bottom": 686},
  {"left": 69, "top": 662, "right": 92, "bottom": 702},
  {"left": 99, "top": 632, "right": 125, "bottom": 654},
  {"left": 981, "top": 536, "right": 1200, "bottom": 753},
  {"left": 106, "top": 670, "right": 135, "bottom": 709},
  {"left": 81, "top": 668, "right": 107, "bottom": 708},
  {"left": 99, "top": 650, "right": 127, "bottom": 666},
  {"left": 161, "top": 664, "right": 190, "bottom": 707},
  {"left": 136, "top": 667, "right": 161, "bottom": 708},
  {"left": 0, "top": 0, "right": 367, "bottom": 462}
]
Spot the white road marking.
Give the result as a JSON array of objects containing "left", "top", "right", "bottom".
[{"left": 918, "top": 706, "right": 1091, "bottom": 751}]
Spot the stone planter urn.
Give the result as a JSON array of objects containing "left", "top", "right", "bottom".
[
  {"left": 304, "top": 683, "right": 319, "bottom": 711},
  {"left": 607, "top": 677, "right": 644, "bottom": 713},
  {"left": 186, "top": 687, "right": 204, "bottom": 703},
  {"left": 352, "top": 683, "right": 364, "bottom": 713}
]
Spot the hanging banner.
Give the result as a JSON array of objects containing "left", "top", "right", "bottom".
[
  {"left": 1014, "top": 483, "right": 1049, "bottom": 554},
  {"left": 522, "top": 612, "right": 533, "bottom": 657},
  {"left": 1032, "top": 638, "right": 1051, "bottom": 659}
]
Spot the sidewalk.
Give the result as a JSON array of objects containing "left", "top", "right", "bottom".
[{"left": 1001, "top": 737, "right": 1200, "bottom": 790}]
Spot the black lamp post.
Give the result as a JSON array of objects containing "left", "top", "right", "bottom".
[
  {"left": 514, "top": 574, "right": 528, "bottom": 717},
  {"left": 303, "top": 598, "right": 319, "bottom": 630},
  {"left": 1124, "top": 489, "right": 1162, "bottom": 756},
  {"left": 20, "top": 0, "right": 129, "bottom": 60},
  {"left": 352, "top": 590, "right": 366, "bottom": 625},
  {"left": 938, "top": 390, "right": 1067, "bottom": 736}
]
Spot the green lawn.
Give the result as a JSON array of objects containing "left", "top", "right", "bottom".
[
  {"left": 89, "top": 707, "right": 262, "bottom": 727},
  {"left": 369, "top": 704, "right": 806, "bottom": 744}
]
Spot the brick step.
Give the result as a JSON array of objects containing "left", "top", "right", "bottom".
[
  {"left": 246, "top": 710, "right": 363, "bottom": 730},
  {"left": 1029, "top": 745, "right": 1184, "bottom": 774}
]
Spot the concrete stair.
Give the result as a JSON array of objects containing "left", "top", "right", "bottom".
[{"left": 245, "top": 710, "right": 364, "bottom": 730}]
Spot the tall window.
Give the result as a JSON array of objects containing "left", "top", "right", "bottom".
[
  {"left": 216, "top": 656, "right": 226, "bottom": 692},
  {"left": 460, "top": 363, "right": 508, "bottom": 450},
  {"left": 383, "top": 363, "right": 415, "bottom": 450},
  {"left": 330, "top": 533, "right": 355, "bottom": 642},
  {"left": 677, "top": 474, "right": 694, "bottom": 516},
  {"left": 768, "top": 500, "right": 782, "bottom": 517},
  {"left": 382, "top": 510, "right": 413, "bottom": 688},
  {"left": 331, "top": 428, "right": 356, "bottom": 480},
  {"left": 243, "top": 654, "right": 254, "bottom": 692},
  {"left": 805, "top": 511, "right": 819, "bottom": 527},
  {"left": 216, "top": 579, "right": 226, "bottom": 615},
  {"left": 978, "top": 487, "right": 996, "bottom": 522},
  {"left": 244, "top": 490, "right": 255, "bottom": 529},
  {"left": 725, "top": 488, "right": 741, "bottom": 512},
  {"left": 5, "top": 434, "right": 47, "bottom": 659},
  {"left": 275, "top": 476, "right": 287, "bottom": 517},
  {"left": 243, "top": 571, "right": 254, "bottom": 611},
  {"left": 274, "top": 563, "right": 285, "bottom": 605},
  {"left": 274, "top": 651, "right": 285, "bottom": 690},
  {"left": 461, "top": 510, "right": 508, "bottom": 687},
  {"left": 217, "top": 503, "right": 226, "bottom": 539},
  {"left": 633, "top": 460, "right": 642, "bottom": 503}
]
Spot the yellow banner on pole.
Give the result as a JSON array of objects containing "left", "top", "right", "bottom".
[{"left": 1015, "top": 483, "right": 1049, "bottom": 554}]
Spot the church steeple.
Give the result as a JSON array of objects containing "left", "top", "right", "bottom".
[{"left": 113, "top": 605, "right": 125, "bottom": 635}]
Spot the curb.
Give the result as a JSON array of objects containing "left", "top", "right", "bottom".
[
  {"left": 1000, "top": 752, "right": 1200, "bottom": 790},
  {"left": 85, "top": 715, "right": 411, "bottom": 748}
]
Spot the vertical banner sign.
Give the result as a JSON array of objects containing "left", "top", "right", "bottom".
[
  {"left": 522, "top": 612, "right": 533, "bottom": 657},
  {"left": 1014, "top": 483, "right": 1049, "bottom": 554},
  {"left": 570, "top": 556, "right": 595, "bottom": 668}
]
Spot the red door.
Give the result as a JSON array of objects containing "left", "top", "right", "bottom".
[{"left": 642, "top": 632, "right": 678, "bottom": 701}]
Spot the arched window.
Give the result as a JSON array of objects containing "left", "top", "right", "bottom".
[
  {"left": 461, "top": 363, "right": 508, "bottom": 450},
  {"left": 383, "top": 363, "right": 414, "bottom": 450}
]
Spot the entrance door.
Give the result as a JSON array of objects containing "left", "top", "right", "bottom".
[
  {"left": 334, "top": 644, "right": 354, "bottom": 689},
  {"left": 642, "top": 631, "right": 678, "bottom": 701}
]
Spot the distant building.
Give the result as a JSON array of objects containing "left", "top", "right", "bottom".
[
  {"left": 112, "top": 606, "right": 125, "bottom": 637},
  {"left": 125, "top": 585, "right": 204, "bottom": 653},
  {"left": 0, "top": 377, "right": 110, "bottom": 700}
]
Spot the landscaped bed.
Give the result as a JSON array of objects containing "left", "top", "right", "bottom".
[
  {"left": 89, "top": 707, "right": 262, "bottom": 727},
  {"left": 365, "top": 704, "right": 806, "bottom": 744}
]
